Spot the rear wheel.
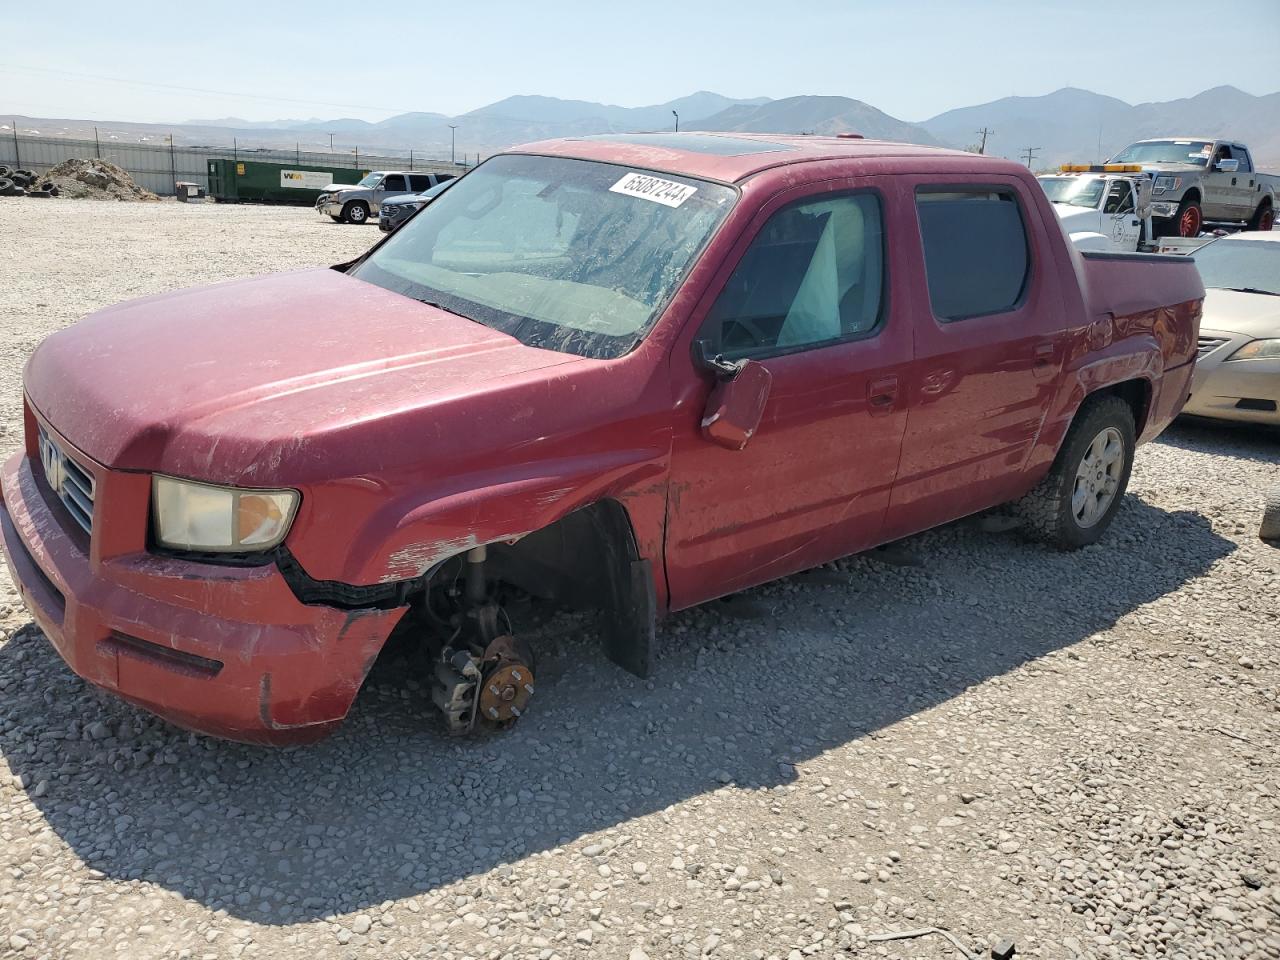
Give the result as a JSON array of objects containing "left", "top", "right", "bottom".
[
  {"left": 1249, "top": 202, "right": 1274, "bottom": 232},
  {"left": 342, "top": 200, "right": 369, "bottom": 224},
  {"left": 1174, "top": 197, "right": 1202, "bottom": 237},
  {"left": 1261, "top": 487, "right": 1280, "bottom": 543},
  {"left": 1015, "top": 396, "right": 1136, "bottom": 550}
]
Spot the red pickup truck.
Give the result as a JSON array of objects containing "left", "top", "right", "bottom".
[{"left": 1, "top": 133, "right": 1202, "bottom": 744}]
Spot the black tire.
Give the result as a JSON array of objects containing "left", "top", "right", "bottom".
[
  {"left": 0, "top": 177, "right": 12, "bottom": 195},
  {"left": 14, "top": 169, "right": 34, "bottom": 179},
  {"left": 1261, "top": 486, "right": 1280, "bottom": 544},
  {"left": 0, "top": 165, "right": 9, "bottom": 177},
  {"left": 1248, "top": 201, "right": 1274, "bottom": 232},
  {"left": 10, "top": 173, "right": 31, "bottom": 187},
  {"left": 342, "top": 200, "right": 369, "bottom": 224},
  {"left": 1014, "top": 395, "right": 1136, "bottom": 550},
  {"left": 25, "top": 190, "right": 52, "bottom": 198},
  {"left": 47, "top": 185, "right": 59, "bottom": 197}
]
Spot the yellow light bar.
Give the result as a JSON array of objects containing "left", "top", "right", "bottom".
[{"left": 1059, "top": 162, "right": 1144, "bottom": 174}]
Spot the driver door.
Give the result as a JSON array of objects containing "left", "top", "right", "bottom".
[
  {"left": 1102, "top": 180, "right": 1142, "bottom": 250},
  {"left": 376, "top": 173, "right": 407, "bottom": 209},
  {"left": 664, "top": 180, "right": 913, "bottom": 609}
]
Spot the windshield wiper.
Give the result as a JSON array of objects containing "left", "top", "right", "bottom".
[
  {"left": 1221, "top": 287, "right": 1280, "bottom": 297},
  {"left": 414, "top": 297, "right": 474, "bottom": 318}
]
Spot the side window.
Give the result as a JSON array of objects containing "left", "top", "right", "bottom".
[
  {"left": 1104, "top": 181, "right": 1134, "bottom": 214},
  {"left": 408, "top": 174, "right": 432, "bottom": 191},
  {"left": 382, "top": 174, "right": 407, "bottom": 192},
  {"left": 436, "top": 174, "right": 455, "bottom": 183},
  {"left": 704, "top": 193, "right": 885, "bottom": 358},
  {"left": 915, "top": 189, "right": 1030, "bottom": 321},
  {"left": 1235, "top": 147, "right": 1253, "bottom": 173}
]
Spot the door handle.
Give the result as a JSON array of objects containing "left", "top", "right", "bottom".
[{"left": 867, "top": 375, "right": 899, "bottom": 415}]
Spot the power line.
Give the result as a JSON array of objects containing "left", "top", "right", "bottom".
[
  {"left": 975, "top": 127, "right": 994, "bottom": 154},
  {"left": 1021, "top": 145, "right": 1040, "bottom": 168}
]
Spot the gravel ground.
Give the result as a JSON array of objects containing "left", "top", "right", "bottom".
[{"left": 0, "top": 199, "right": 1278, "bottom": 960}]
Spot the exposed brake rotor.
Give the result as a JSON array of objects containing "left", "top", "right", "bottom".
[{"left": 477, "top": 635, "right": 535, "bottom": 727}]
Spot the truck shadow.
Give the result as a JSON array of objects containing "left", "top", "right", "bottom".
[{"left": 0, "top": 494, "right": 1232, "bottom": 926}]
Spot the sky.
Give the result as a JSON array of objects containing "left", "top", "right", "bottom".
[{"left": 3, "top": 0, "right": 1278, "bottom": 125}]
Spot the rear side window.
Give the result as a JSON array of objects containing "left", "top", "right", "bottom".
[
  {"left": 408, "top": 174, "right": 432, "bottom": 191},
  {"left": 704, "top": 192, "right": 885, "bottom": 358},
  {"left": 916, "top": 189, "right": 1030, "bottom": 321}
]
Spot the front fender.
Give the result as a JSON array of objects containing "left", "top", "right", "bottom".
[{"left": 345, "top": 450, "right": 669, "bottom": 586}]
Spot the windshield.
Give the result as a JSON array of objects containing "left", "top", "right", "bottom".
[
  {"left": 351, "top": 154, "right": 737, "bottom": 358},
  {"left": 1039, "top": 177, "right": 1105, "bottom": 209},
  {"left": 1193, "top": 239, "right": 1280, "bottom": 296},
  {"left": 356, "top": 173, "right": 382, "bottom": 188},
  {"left": 1110, "top": 140, "right": 1211, "bottom": 166}
]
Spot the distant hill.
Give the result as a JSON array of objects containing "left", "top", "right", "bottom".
[
  {"left": 694, "top": 95, "right": 943, "bottom": 145},
  {"left": 11, "top": 85, "right": 1278, "bottom": 168},
  {"left": 922, "top": 85, "right": 1280, "bottom": 169}
]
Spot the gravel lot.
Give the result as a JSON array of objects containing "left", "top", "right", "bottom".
[{"left": 0, "top": 198, "right": 1278, "bottom": 960}]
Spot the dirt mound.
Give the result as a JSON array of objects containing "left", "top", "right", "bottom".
[{"left": 38, "top": 158, "right": 158, "bottom": 201}]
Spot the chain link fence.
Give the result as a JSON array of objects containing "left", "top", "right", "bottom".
[{"left": 0, "top": 132, "right": 471, "bottom": 196}]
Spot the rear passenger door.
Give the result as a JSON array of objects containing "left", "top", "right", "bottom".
[
  {"left": 881, "top": 180, "right": 1066, "bottom": 541},
  {"left": 664, "top": 180, "right": 913, "bottom": 609}
]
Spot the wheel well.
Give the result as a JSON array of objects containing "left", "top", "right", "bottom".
[
  {"left": 485, "top": 499, "right": 657, "bottom": 677},
  {"left": 1181, "top": 189, "right": 1201, "bottom": 205},
  {"left": 1091, "top": 378, "right": 1151, "bottom": 435}
]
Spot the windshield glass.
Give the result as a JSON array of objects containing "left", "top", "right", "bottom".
[
  {"left": 356, "top": 173, "right": 382, "bottom": 188},
  {"left": 351, "top": 154, "right": 737, "bottom": 358},
  {"left": 1193, "top": 239, "right": 1280, "bottom": 295},
  {"left": 1039, "top": 177, "right": 1105, "bottom": 208},
  {"left": 1110, "top": 140, "right": 1211, "bottom": 166}
]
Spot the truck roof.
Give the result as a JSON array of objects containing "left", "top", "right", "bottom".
[{"left": 507, "top": 131, "right": 996, "bottom": 184}]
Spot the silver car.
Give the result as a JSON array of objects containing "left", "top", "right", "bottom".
[
  {"left": 1184, "top": 232, "right": 1280, "bottom": 425},
  {"left": 316, "top": 171, "right": 454, "bottom": 225}
]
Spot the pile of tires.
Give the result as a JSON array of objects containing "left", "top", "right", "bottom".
[{"left": 0, "top": 165, "right": 59, "bottom": 198}]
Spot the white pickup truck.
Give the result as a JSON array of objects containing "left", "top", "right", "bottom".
[
  {"left": 1038, "top": 165, "right": 1152, "bottom": 252},
  {"left": 1106, "top": 138, "right": 1277, "bottom": 237}
]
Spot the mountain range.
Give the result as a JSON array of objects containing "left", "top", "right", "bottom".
[{"left": 10, "top": 86, "right": 1279, "bottom": 170}]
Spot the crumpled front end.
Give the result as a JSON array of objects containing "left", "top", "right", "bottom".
[{"left": 0, "top": 409, "right": 406, "bottom": 745}]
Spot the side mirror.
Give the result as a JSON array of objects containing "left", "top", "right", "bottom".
[
  {"left": 1216, "top": 158, "right": 1239, "bottom": 173},
  {"left": 694, "top": 340, "right": 772, "bottom": 451}
]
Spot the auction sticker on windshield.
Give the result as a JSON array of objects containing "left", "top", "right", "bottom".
[{"left": 610, "top": 172, "right": 697, "bottom": 208}]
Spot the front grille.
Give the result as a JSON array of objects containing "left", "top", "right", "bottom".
[
  {"left": 1197, "top": 336, "right": 1229, "bottom": 359},
  {"left": 37, "top": 427, "right": 94, "bottom": 535}
]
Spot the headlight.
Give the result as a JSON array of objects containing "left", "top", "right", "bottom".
[
  {"left": 1153, "top": 175, "right": 1182, "bottom": 192},
  {"left": 1227, "top": 339, "right": 1280, "bottom": 361},
  {"left": 152, "top": 476, "right": 299, "bottom": 552}
]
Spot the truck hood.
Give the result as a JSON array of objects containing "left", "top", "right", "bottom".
[
  {"left": 24, "top": 268, "right": 583, "bottom": 478},
  {"left": 1132, "top": 162, "right": 1203, "bottom": 174},
  {"left": 1200, "top": 287, "right": 1280, "bottom": 338}
]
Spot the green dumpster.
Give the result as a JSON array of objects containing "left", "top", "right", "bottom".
[{"left": 207, "top": 159, "right": 367, "bottom": 204}]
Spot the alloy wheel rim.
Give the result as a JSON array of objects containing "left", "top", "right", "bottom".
[
  {"left": 1179, "top": 206, "right": 1200, "bottom": 237},
  {"left": 1072, "top": 427, "right": 1124, "bottom": 528}
]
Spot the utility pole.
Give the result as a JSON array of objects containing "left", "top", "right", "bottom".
[
  {"left": 11, "top": 120, "right": 19, "bottom": 168},
  {"left": 975, "top": 127, "right": 994, "bottom": 155},
  {"left": 328, "top": 132, "right": 335, "bottom": 152},
  {"left": 448, "top": 124, "right": 458, "bottom": 165},
  {"left": 672, "top": 110, "right": 679, "bottom": 133},
  {"left": 1021, "top": 145, "right": 1040, "bottom": 169}
]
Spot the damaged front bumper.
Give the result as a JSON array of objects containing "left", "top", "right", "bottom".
[{"left": 0, "top": 451, "right": 406, "bottom": 744}]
